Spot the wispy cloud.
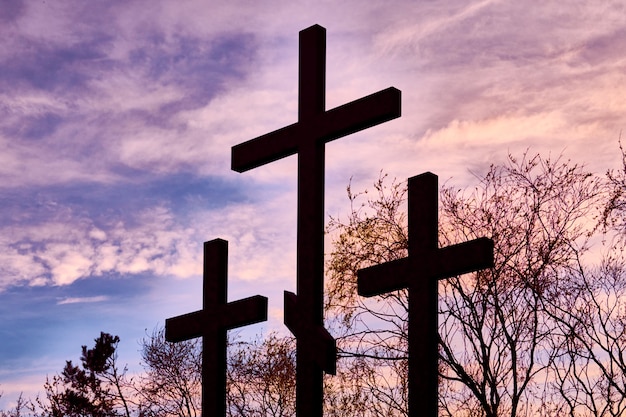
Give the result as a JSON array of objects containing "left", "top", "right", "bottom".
[
  {"left": 0, "top": 204, "right": 200, "bottom": 289},
  {"left": 57, "top": 295, "right": 109, "bottom": 305}
]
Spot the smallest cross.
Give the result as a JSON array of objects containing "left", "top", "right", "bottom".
[
  {"left": 358, "top": 172, "right": 494, "bottom": 417},
  {"left": 165, "top": 238, "right": 268, "bottom": 417}
]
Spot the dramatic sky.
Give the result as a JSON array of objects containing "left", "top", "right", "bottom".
[{"left": 1, "top": 0, "right": 626, "bottom": 404}]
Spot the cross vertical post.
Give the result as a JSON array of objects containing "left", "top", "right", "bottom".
[
  {"left": 296, "top": 26, "right": 327, "bottom": 417},
  {"left": 232, "top": 24, "right": 401, "bottom": 417},
  {"left": 409, "top": 173, "right": 441, "bottom": 416},
  {"left": 358, "top": 173, "right": 494, "bottom": 417},
  {"left": 165, "top": 239, "right": 268, "bottom": 417}
]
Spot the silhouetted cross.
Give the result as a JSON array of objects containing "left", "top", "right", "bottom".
[
  {"left": 165, "top": 239, "right": 268, "bottom": 417},
  {"left": 232, "top": 24, "right": 401, "bottom": 417},
  {"left": 358, "top": 173, "right": 494, "bottom": 417}
]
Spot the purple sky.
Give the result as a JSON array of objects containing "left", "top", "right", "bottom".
[{"left": 2, "top": 0, "right": 626, "bottom": 405}]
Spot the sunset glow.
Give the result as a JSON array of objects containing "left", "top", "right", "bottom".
[{"left": 1, "top": 0, "right": 626, "bottom": 405}]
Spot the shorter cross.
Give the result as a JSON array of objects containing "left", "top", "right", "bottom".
[
  {"left": 357, "top": 172, "right": 494, "bottom": 417},
  {"left": 165, "top": 238, "right": 268, "bottom": 417}
]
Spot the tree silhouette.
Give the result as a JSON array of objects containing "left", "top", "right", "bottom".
[
  {"left": 41, "top": 332, "right": 131, "bottom": 417},
  {"left": 0, "top": 393, "right": 30, "bottom": 417},
  {"left": 7, "top": 149, "right": 626, "bottom": 417},
  {"left": 136, "top": 328, "right": 296, "bottom": 417},
  {"left": 137, "top": 327, "right": 201, "bottom": 417},
  {"left": 326, "top": 152, "right": 606, "bottom": 416}
]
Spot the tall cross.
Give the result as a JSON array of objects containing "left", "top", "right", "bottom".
[
  {"left": 232, "top": 24, "right": 401, "bottom": 417},
  {"left": 358, "top": 172, "right": 494, "bottom": 417},
  {"left": 165, "top": 239, "right": 268, "bottom": 417}
]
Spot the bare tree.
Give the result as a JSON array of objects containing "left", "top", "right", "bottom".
[
  {"left": 603, "top": 139, "right": 626, "bottom": 236},
  {"left": 543, "top": 252, "right": 626, "bottom": 417},
  {"left": 438, "top": 153, "right": 604, "bottom": 417},
  {"left": 538, "top": 142, "right": 626, "bottom": 417},
  {"left": 326, "top": 172, "right": 409, "bottom": 417},
  {"left": 0, "top": 393, "right": 31, "bottom": 417},
  {"left": 136, "top": 327, "right": 297, "bottom": 417},
  {"left": 227, "top": 332, "right": 296, "bottom": 417},
  {"left": 137, "top": 327, "right": 201, "bottom": 417},
  {"left": 326, "top": 153, "right": 606, "bottom": 416}
]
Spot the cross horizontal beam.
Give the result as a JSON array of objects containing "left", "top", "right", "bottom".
[
  {"left": 165, "top": 295, "right": 268, "bottom": 343},
  {"left": 358, "top": 237, "right": 494, "bottom": 297},
  {"left": 231, "top": 87, "right": 401, "bottom": 173}
]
